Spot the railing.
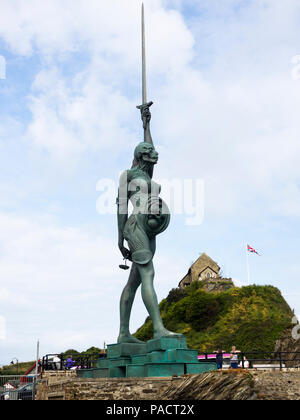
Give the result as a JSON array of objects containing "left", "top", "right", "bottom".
[
  {"left": 0, "top": 375, "right": 37, "bottom": 400},
  {"left": 41, "top": 353, "right": 106, "bottom": 372},
  {"left": 198, "top": 351, "right": 300, "bottom": 370}
]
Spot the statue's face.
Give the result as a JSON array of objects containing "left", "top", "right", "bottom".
[{"left": 135, "top": 143, "right": 159, "bottom": 164}]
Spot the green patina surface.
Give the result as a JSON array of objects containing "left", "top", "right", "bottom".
[
  {"left": 127, "top": 364, "right": 146, "bottom": 378},
  {"left": 186, "top": 362, "right": 216, "bottom": 374},
  {"left": 76, "top": 369, "right": 95, "bottom": 379},
  {"left": 166, "top": 349, "right": 198, "bottom": 363},
  {"left": 131, "top": 354, "right": 148, "bottom": 365},
  {"left": 97, "top": 358, "right": 110, "bottom": 369},
  {"left": 146, "top": 362, "right": 185, "bottom": 377},
  {"left": 93, "top": 368, "right": 110, "bottom": 378},
  {"left": 77, "top": 338, "right": 216, "bottom": 378},
  {"left": 107, "top": 343, "right": 147, "bottom": 358},
  {"left": 146, "top": 336, "right": 187, "bottom": 352}
]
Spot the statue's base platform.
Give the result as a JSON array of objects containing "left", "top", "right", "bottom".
[{"left": 77, "top": 337, "right": 216, "bottom": 378}]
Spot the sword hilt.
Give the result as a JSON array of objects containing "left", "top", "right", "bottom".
[{"left": 136, "top": 101, "right": 153, "bottom": 110}]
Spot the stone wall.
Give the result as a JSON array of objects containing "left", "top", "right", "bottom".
[
  {"left": 36, "top": 373, "right": 183, "bottom": 400},
  {"left": 37, "top": 370, "right": 300, "bottom": 400}
]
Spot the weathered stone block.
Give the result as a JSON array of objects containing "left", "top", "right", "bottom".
[
  {"left": 109, "top": 366, "right": 127, "bottom": 378},
  {"left": 146, "top": 336, "right": 187, "bottom": 353},
  {"left": 185, "top": 362, "right": 217, "bottom": 374},
  {"left": 166, "top": 349, "right": 198, "bottom": 363},
  {"left": 97, "top": 358, "right": 110, "bottom": 369},
  {"left": 93, "top": 368, "right": 110, "bottom": 378},
  {"left": 127, "top": 364, "right": 146, "bottom": 378},
  {"left": 107, "top": 343, "right": 147, "bottom": 358},
  {"left": 109, "top": 357, "right": 131, "bottom": 368},
  {"left": 147, "top": 351, "right": 166, "bottom": 363},
  {"left": 76, "top": 369, "right": 94, "bottom": 379},
  {"left": 146, "top": 363, "right": 185, "bottom": 377},
  {"left": 131, "top": 354, "right": 148, "bottom": 365}
]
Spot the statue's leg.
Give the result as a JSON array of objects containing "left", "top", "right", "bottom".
[
  {"left": 118, "top": 263, "right": 144, "bottom": 344},
  {"left": 136, "top": 249, "right": 183, "bottom": 339}
]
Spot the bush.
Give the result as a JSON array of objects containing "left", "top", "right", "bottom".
[{"left": 166, "top": 288, "right": 188, "bottom": 305}]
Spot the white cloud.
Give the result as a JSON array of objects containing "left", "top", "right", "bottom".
[{"left": 26, "top": 64, "right": 136, "bottom": 160}]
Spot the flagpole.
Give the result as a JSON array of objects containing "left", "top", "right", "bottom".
[{"left": 246, "top": 243, "right": 250, "bottom": 286}]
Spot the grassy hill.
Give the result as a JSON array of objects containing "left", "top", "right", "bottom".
[
  {"left": 0, "top": 361, "right": 35, "bottom": 376},
  {"left": 134, "top": 283, "right": 294, "bottom": 353}
]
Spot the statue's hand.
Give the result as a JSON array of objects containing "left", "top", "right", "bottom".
[
  {"left": 141, "top": 105, "right": 151, "bottom": 128},
  {"left": 119, "top": 243, "right": 132, "bottom": 261}
]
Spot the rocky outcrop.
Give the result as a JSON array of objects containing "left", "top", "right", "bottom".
[
  {"left": 201, "top": 278, "right": 234, "bottom": 293},
  {"left": 162, "top": 371, "right": 256, "bottom": 400},
  {"left": 162, "top": 371, "right": 300, "bottom": 401},
  {"left": 274, "top": 328, "right": 300, "bottom": 368}
]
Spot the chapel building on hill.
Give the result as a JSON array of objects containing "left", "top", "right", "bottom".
[{"left": 178, "top": 253, "right": 234, "bottom": 292}]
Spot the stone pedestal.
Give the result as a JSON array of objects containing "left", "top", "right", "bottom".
[{"left": 77, "top": 337, "right": 216, "bottom": 379}]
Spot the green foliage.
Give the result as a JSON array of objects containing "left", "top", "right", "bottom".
[
  {"left": 62, "top": 349, "right": 80, "bottom": 357},
  {"left": 0, "top": 361, "right": 35, "bottom": 375},
  {"left": 81, "top": 347, "right": 102, "bottom": 356},
  {"left": 134, "top": 285, "right": 293, "bottom": 353},
  {"left": 166, "top": 288, "right": 188, "bottom": 305}
]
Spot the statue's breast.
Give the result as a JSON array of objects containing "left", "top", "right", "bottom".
[
  {"left": 128, "top": 174, "right": 161, "bottom": 197},
  {"left": 150, "top": 180, "right": 161, "bottom": 196}
]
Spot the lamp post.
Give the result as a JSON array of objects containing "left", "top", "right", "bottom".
[{"left": 11, "top": 358, "right": 19, "bottom": 375}]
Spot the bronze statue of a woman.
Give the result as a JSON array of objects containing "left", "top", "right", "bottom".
[
  {"left": 117, "top": 104, "right": 181, "bottom": 344},
  {"left": 117, "top": 5, "right": 182, "bottom": 344}
]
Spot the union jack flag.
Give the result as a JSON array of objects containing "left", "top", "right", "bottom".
[{"left": 247, "top": 245, "right": 260, "bottom": 255}]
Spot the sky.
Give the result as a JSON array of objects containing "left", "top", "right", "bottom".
[{"left": 0, "top": 0, "right": 300, "bottom": 365}]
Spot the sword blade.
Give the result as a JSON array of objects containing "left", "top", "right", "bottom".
[{"left": 142, "top": 3, "right": 147, "bottom": 104}]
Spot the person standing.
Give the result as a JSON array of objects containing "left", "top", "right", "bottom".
[
  {"left": 230, "top": 346, "right": 241, "bottom": 369},
  {"left": 53, "top": 354, "right": 61, "bottom": 370},
  {"left": 239, "top": 356, "right": 250, "bottom": 369},
  {"left": 215, "top": 348, "right": 224, "bottom": 370}
]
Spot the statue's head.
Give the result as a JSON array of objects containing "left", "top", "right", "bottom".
[{"left": 134, "top": 142, "right": 159, "bottom": 165}]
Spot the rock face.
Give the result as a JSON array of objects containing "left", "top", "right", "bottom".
[
  {"left": 162, "top": 371, "right": 256, "bottom": 401},
  {"left": 163, "top": 371, "right": 300, "bottom": 401},
  {"left": 274, "top": 329, "right": 300, "bottom": 368}
]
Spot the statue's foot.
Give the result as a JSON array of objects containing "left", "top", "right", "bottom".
[
  {"left": 117, "top": 333, "right": 145, "bottom": 344},
  {"left": 154, "top": 328, "right": 184, "bottom": 339}
]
